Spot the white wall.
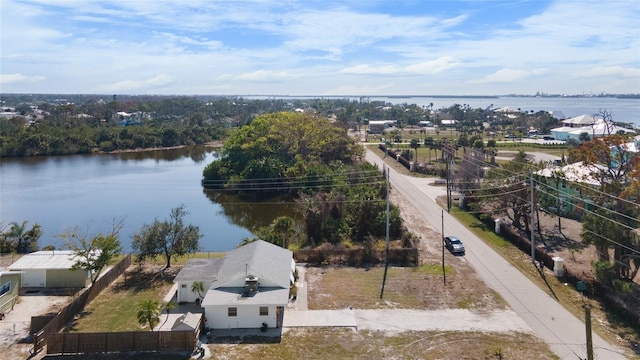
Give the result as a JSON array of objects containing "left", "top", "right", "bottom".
[
  {"left": 177, "top": 281, "right": 211, "bottom": 303},
  {"left": 21, "top": 269, "right": 46, "bottom": 287},
  {"left": 204, "top": 304, "right": 278, "bottom": 329}
]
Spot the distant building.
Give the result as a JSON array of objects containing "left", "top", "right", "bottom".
[
  {"left": 440, "top": 119, "right": 457, "bottom": 128},
  {"left": 551, "top": 115, "right": 635, "bottom": 141},
  {"left": 368, "top": 120, "right": 396, "bottom": 134}
]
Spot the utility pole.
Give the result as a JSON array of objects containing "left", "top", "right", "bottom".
[
  {"left": 380, "top": 167, "right": 390, "bottom": 299},
  {"left": 530, "top": 169, "right": 536, "bottom": 264},
  {"left": 441, "top": 209, "right": 446, "bottom": 285},
  {"left": 445, "top": 159, "right": 450, "bottom": 212},
  {"left": 585, "top": 305, "right": 594, "bottom": 360}
]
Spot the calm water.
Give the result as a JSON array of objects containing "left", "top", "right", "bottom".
[{"left": 0, "top": 146, "right": 299, "bottom": 252}]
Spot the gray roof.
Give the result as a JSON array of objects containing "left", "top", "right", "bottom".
[
  {"left": 174, "top": 258, "right": 224, "bottom": 283},
  {"left": 201, "top": 287, "right": 289, "bottom": 306},
  {"left": 8, "top": 250, "right": 80, "bottom": 270},
  {"left": 213, "top": 240, "right": 293, "bottom": 289}
]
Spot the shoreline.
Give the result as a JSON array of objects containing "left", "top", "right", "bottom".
[{"left": 101, "top": 141, "right": 223, "bottom": 155}]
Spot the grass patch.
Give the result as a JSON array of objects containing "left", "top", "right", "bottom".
[
  {"left": 413, "top": 263, "right": 448, "bottom": 275},
  {"left": 211, "top": 328, "right": 558, "bottom": 360},
  {"left": 68, "top": 265, "right": 178, "bottom": 332}
]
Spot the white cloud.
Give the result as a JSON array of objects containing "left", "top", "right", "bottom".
[
  {"left": 0, "top": 73, "right": 46, "bottom": 84},
  {"left": 94, "top": 74, "right": 174, "bottom": 92},
  {"left": 579, "top": 66, "right": 640, "bottom": 78},
  {"left": 471, "top": 69, "right": 547, "bottom": 84},
  {"left": 341, "top": 57, "right": 459, "bottom": 76},
  {"left": 218, "top": 70, "right": 300, "bottom": 81}
]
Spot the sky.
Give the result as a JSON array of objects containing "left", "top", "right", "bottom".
[{"left": 1, "top": 0, "right": 639, "bottom": 96}]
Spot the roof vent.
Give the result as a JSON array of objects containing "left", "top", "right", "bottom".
[{"left": 243, "top": 275, "right": 259, "bottom": 297}]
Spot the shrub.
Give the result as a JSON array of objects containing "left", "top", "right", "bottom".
[{"left": 260, "top": 322, "right": 268, "bottom": 332}]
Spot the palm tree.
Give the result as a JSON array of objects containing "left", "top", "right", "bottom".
[
  {"left": 7, "top": 221, "right": 42, "bottom": 253},
  {"left": 410, "top": 139, "right": 420, "bottom": 163},
  {"left": 136, "top": 299, "right": 161, "bottom": 331},
  {"left": 191, "top": 281, "right": 205, "bottom": 303}
]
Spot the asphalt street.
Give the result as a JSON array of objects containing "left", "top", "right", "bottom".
[{"left": 365, "top": 149, "right": 627, "bottom": 360}]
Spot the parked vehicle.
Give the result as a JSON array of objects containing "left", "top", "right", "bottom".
[
  {"left": 444, "top": 236, "right": 465, "bottom": 254},
  {"left": 504, "top": 134, "right": 517, "bottom": 139}
]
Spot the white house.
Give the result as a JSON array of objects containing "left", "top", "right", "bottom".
[
  {"left": 200, "top": 240, "right": 295, "bottom": 330},
  {"left": 7, "top": 251, "right": 90, "bottom": 288}
]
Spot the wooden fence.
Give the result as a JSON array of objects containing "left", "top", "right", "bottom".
[
  {"left": 32, "top": 253, "right": 132, "bottom": 354},
  {"left": 46, "top": 330, "right": 198, "bottom": 354}
]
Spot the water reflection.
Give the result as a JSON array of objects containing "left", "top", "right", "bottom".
[
  {"left": 203, "top": 190, "right": 303, "bottom": 233},
  {"left": 114, "top": 145, "right": 217, "bottom": 163}
]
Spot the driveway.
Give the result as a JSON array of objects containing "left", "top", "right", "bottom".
[{"left": 364, "top": 149, "right": 627, "bottom": 360}]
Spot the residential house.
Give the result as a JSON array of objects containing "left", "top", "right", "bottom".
[
  {"left": 7, "top": 250, "right": 90, "bottom": 288},
  {"left": 197, "top": 240, "right": 295, "bottom": 330},
  {"left": 536, "top": 162, "right": 603, "bottom": 217},
  {"left": 551, "top": 115, "right": 635, "bottom": 141},
  {"left": 0, "top": 271, "right": 21, "bottom": 313}
]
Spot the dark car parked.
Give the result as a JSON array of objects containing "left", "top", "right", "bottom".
[{"left": 444, "top": 236, "right": 465, "bottom": 254}]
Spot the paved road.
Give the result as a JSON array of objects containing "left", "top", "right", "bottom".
[{"left": 365, "top": 150, "right": 627, "bottom": 360}]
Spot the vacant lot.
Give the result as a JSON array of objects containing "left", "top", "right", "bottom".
[
  {"left": 306, "top": 265, "right": 505, "bottom": 311},
  {"left": 211, "top": 328, "right": 556, "bottom": 360}
]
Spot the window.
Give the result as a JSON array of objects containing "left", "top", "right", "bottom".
[
  {"left": 0, "top": 281, "right": 10, "bottom": 297},
  {"left": 228, "top": 307, "right": 237, "bottom": 317},
  {"left": 181, "top": 284, "right": 186, "bottom": 288},
  {"left": 259, "top": 307, "right": 268, "bottom": 316}
]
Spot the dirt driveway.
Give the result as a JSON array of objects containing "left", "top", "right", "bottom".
[{"left": 0, "top": 288, "right": 73, "bottom": 359}]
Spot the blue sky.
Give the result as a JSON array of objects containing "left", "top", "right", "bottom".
[{"left": 1, "top": 0, "right": 639, "bottom": 95}]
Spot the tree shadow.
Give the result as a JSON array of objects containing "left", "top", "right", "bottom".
[{"left": 112, "top": 266, "right": 177, "bottom": 294}]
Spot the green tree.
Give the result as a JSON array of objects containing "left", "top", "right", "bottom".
[
  {"left": 136, "top": 299, "right": 161, "bottom": 331},
  {"left": 253, "top": 216, "right": 298, "bottom": 248},
  {"left": 472, "top": 151, "right": 534, "bottom": 231},
  {"left": 132, "top": 205, "right": 202, "bottom": 269},
  {"left": 58, "top": 220, "right": 123, "bottom": 285},
  {"left": 6, "top": 221, "right": 42, "bottom": 253}
]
